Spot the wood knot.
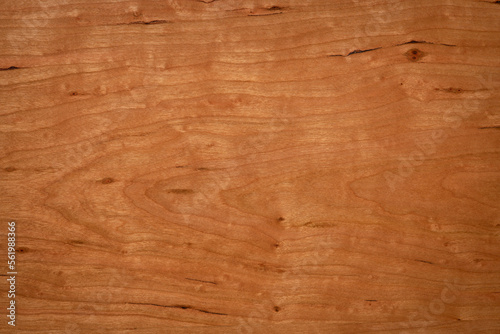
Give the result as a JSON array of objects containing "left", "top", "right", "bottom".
[
  {"left": 406, "top": 48, "right": 424, "bottom": 62},
  {"left": 445, "top": 87, "right": 463, "bottom": 94},
  {"left": 101, "top": 177, "right": 115, "bottom": 184}
]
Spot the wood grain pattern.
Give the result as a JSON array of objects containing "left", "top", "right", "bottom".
[{"left": 1, "top": 0, "right": 499, "bottom": 333}]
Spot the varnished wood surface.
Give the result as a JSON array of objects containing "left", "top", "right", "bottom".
[{"left": 1, "top": 0, "right": 499, "bottom": 333}]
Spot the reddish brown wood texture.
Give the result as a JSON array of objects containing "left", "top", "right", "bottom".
[{"left": 1, "top": 0, "right": 499, "bottom": 333}]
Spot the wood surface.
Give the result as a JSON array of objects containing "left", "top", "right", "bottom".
[{"left": 1, "top": 0, "right": 499, "bottom": 333}]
